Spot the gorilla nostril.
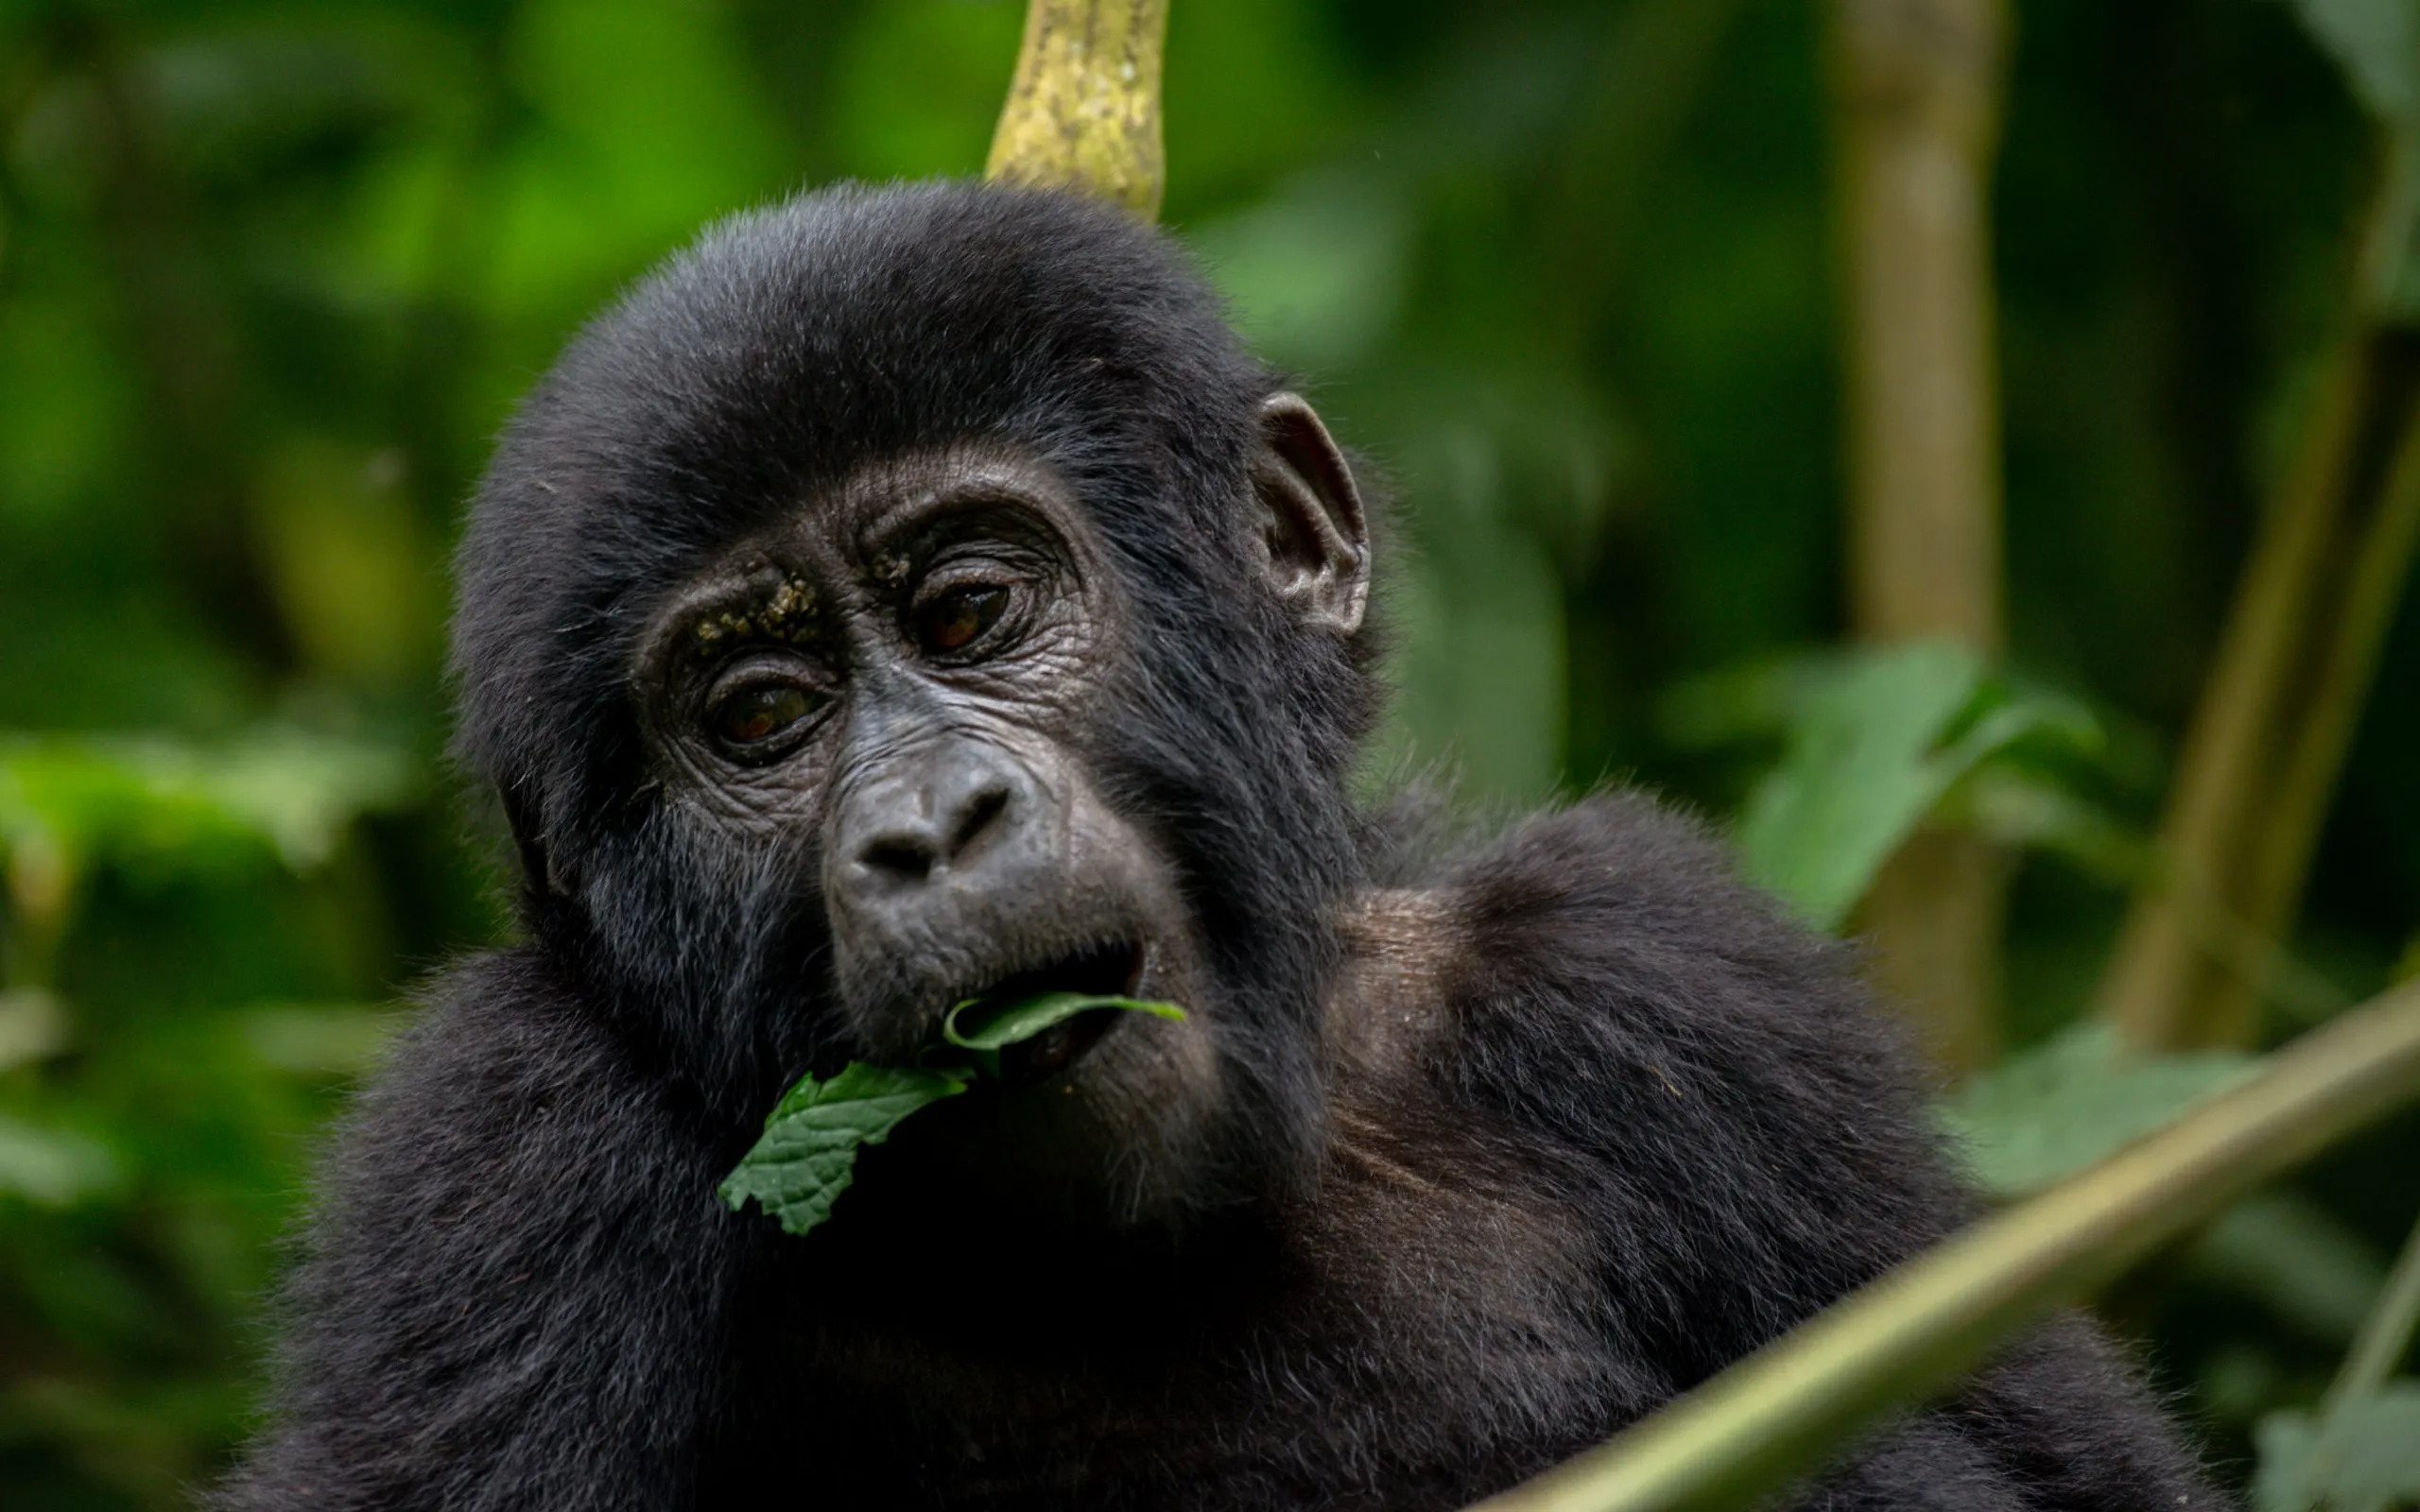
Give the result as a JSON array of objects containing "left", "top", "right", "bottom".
[
  {"left": 859, "top": 835, "right": 937, "bottom": 884},
  {"left": 950, "top": 784, "right": 1012, "bottom": 864},
  {"left": 854, "top": 782, "right": 1012, "bottom": 887}
]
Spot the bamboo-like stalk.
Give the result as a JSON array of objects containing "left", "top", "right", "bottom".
[
  {"left": 1464, "top": 980, "right": 2420, "bottom": 1512},
  {"left": 2323, "top": 1210, "right": 2420, "bottom": 1413},
  {"left": 2242, "top": 408, "right": 2420, "bottom": 962},
  {"left": 1825, "top": 0, "right": 2013, "bottom": 1076},
  {"left": 2097, "top": 268, "right": 2420, "bottom": 1051},
  {"left": 984, "top": 0, "right": 1168, "bottom": 219},
  {"left": 2287, "top": 1206, "right": 2420, "bottom": 1497}
]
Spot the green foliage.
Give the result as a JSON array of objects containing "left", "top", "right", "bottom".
[
  {"left": 0, "top": 1111, "right": 125, "bottom": 1208},
  {"left": 722, "top": 995, "right": 1184, "bottom": 1236},
  {"left": 717, "top": 1063, "right": 970, "bottom": 1238},
  {"left": 0, "top": 733, "right": 415, "bottom": 873},
  {"left": 2190, "top": 1195, "right": 2394, "bottom": 1350},
  {"left": 943, "top": 991, "right": 1184, "bottom": 1051},
  {"left": 2284, "top": 0, "right": 2420, "bottom": 321},
  {"left": 1941, "top": 1023, "right": 2259, "bottom": 1197},
  {"left": 2255, "top": 1387, "right": 2420, "bottom": 1512},
  {"left": 2285, "top": 0, "right": 2420, "bottom": 124},
  {"left": 1192, "top": 171, "right": 1412, "bottom": 372},
  {"left": 1733, "top": 644, "right": 2100, "bottom": 930}
]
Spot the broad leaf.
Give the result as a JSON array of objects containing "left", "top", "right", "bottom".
[
  {"left": 1734, "top": 644, "right": 2099, "bottom": 931},
  {"left": 718, "top": 1064, "right": 969, "bottom": 1237},
  {"left": 723, "top": 995, "right": 1186, "bottom": 1238},
  {"left": 2286, "top": 0, "right": 2420, "bottom": 124},
  {"left": 2190, "top": 1194, "right": 2394, "bottom": 1344},
  {"left": 0, "top": 731, "right": 415, "bottom": 872},
  {"left": 2256, "top": 1384, "right": 2420, "bottom": 1512},
  {"left": 2283, "top": 0, "right": 2420, "bottom": 322},
  {"left": 1941, "top": 1023, "right": 2258, "bottom": 1197},
  {"left": 943, "top": 991, "right": 1184, "bottom": 1052},
  {"left": 0, "top": 1112, "right": 126, "bottom": 1209},
  {"left": 1942, "top": 767, "right": 2142, "bottom": 885}
]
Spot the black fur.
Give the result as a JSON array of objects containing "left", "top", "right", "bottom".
[{"left": 216, "top": 182, "right": 2225, "bottom": 1510}]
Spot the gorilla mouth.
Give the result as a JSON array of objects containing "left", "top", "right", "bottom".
[{"left": 955, "top": 937, "right": 1150, "bottom": 1087}]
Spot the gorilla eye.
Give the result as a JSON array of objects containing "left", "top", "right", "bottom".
[
  {"left": 912, "top": 584, "right": 1010, "bottom": 656},
  {"left": 707, "top": 680, "right": 821, "bottom": 756}
]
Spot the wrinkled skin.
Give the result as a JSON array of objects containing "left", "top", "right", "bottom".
[
  {"left": 215, "top": 182, "right": 2228, "bottom": 1511},
  {"left": 629, "top": 428, "right": 1357, "bottom": 1221}
]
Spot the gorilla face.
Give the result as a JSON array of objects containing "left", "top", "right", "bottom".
[
  {"left": 628, "top": 442, "right": 1211, "bottom": 1219},
  {"left": 626, "top": 409, "right": 1365, "bottom": 1226}
]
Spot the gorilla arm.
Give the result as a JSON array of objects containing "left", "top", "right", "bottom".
[{"left": 212, "top": 950, "right": 737, "bottom": 1512}]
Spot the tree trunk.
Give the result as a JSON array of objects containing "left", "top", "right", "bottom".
[{"left": 1827, "top": 0, "right": 2013, "bottom": 1076}]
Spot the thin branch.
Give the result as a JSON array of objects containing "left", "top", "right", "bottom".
[
  {"left": 2097, "top": 176, "right": 2420, "bottom": 1050},
  {"left": 2324, "top": 1208, "right": 2420, "bottom": 1412}
]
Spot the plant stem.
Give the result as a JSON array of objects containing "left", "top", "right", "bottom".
[
  {"left": 2294, "top": 1204, "right": 2420, "bottom": 1496},
  {"left": 2097, "top": 130, "right": 2420, "bottom": 1052},
  {"left": 2325, "top": 1209, "right": 2420, "bottom": 1411},
  {"left": 2098, "top": 321, "right": 2420, "bottom": 1051},
  {"left": 1825, "top": 0, "right": 2013, "bottom": 1075},
  {"left": 984, "top": 0, "right": 1168, "bottom": 219},
  {"left": 1463, "top": 980, "right": 2420, "bottom": 1512}
]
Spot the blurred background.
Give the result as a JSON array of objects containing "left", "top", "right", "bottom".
[{"left": 2, "top": 0, "right": 2417, "bottom": 1505}]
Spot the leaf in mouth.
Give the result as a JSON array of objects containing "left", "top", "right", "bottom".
[
  {"left": 717, "top": 1063, "right": 969, "bottom": 1237},
  {"left": 719, "top": 993, "right": 1185, "bottom": 1238},
  {"left": 943, "top": 990, "right": 1186, "bottom": 1051}
]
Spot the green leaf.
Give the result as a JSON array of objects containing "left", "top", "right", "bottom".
[
  {"left": 2255, "top": 1385, "right": 2420, "bottom": 1512},
  {"left": 0, "top": 1113, "right": 127, "bottom": 1209},
  {"left": 2190, "top": 1194, "right": 2393, "bottom": 1346},
  {"left": 722, "top": 995, "right": 1187, "bottom": 1238},
  {"left": 1938, "top": 767, "right": 2144, "bottom": 885},
  {"left": 2283, "top": 2, "right": 2420, "bottom": 323},
  {"left": 717, "top": 1064, "right": 969, "bottom": 1238},
  {"left": 1733, "top": 644, "right": 2099, "bottom": 931},
  {"left": 2284, "top": 0, "right": 2420, "bottom": 125},
  {"left": 1940, "top": 1023, "right": 2259, "bottom": 1197},
  {"left": 0, "top": 731, "right": 416, "bottom": 872},
  {"left": 942, "top": 992, "right": 1185, "bottom": 1052}
]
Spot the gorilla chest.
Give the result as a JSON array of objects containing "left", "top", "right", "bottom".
[{"left": 735, "top": 1121, "right": 1616, "bottom": 1508}]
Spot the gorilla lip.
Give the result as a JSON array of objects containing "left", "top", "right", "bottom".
[{"left": 952, "top": 937, "right": 1150, "bottom": 1085}]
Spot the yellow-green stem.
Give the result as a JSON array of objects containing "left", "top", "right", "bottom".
[
  {"left": 985, "top": 0, "right": 1168, "bottom": 219},
  {"left": 2099, "top": 320, "right": 2420, "bottom": 1050}
]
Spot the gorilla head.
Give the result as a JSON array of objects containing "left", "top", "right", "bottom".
[{"left": 451, "top": 183, "right": 1378, "bottom": 1225}]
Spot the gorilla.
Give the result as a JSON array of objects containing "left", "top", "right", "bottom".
[{"left": 216, "top": 182, "right": 2224, "bottom": 1510}]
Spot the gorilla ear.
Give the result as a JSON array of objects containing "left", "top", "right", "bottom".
[{"left": 1251, "top": 392, "right": 1370, "bottom": 634}]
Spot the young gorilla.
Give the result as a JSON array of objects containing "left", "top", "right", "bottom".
[{"left": 218, "top": 183, "right": 2223, "bottom": 1510}]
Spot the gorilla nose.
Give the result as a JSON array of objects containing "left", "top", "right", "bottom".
[{"left": 842, "top": 746, "right": 1027, "bottom": 891}]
